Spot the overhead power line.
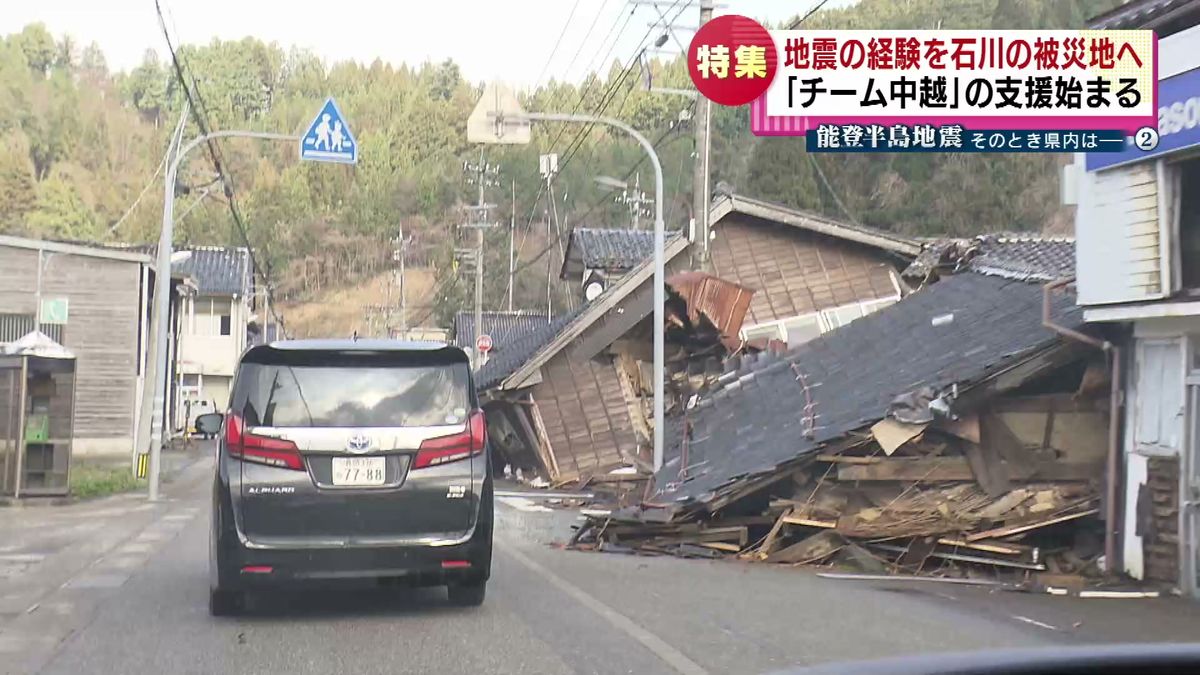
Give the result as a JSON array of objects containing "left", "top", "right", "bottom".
[
  {"left": 555, "top": 0, "right": 689, "bottom": 176},
  {"left": 154, "top": 0, "right": 291, "bottom": 339},
  {"left": 540, "top": 4, "right": 640, "bottom": 167},
  {"left": 533, "top": 0, "right": 586, "bottom": 92},
  {"left": 562, "top": 0, "right": 616, "bottom": 82},
  {"left": 107, "top": 127, "right": 177, "bottom": 234},
  {"left": 788, "top": 0, "right": 833, "bottom": 29}
]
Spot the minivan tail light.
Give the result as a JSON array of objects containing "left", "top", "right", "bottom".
[
  {"left": 224, "top": 412, "right": 305, "bottom": 471},
  {"left": 413, "top": 409, "right": 486, "bottom": 469}
]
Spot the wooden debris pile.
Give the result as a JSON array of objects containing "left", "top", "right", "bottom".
[{"left": 570, "top": 422, "right": 1107, "bottom": 582}]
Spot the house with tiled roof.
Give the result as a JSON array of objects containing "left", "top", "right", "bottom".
[
  {"left": 171, "top": 246, "right": 255, "bottom": 427},
  {"left": 561, "top": 228, "right": 669, "bottom": 302},
  {"left": 483, "top": 193, "right": 925, "bottom": 485}
]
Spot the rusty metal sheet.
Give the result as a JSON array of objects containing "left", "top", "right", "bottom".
[{"left": 667, "top": 271, "right": 755, "bottom": 351}]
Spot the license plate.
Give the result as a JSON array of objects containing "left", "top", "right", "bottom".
[{"left": 331, "top": 457, "right": 386, "bottom": 486}]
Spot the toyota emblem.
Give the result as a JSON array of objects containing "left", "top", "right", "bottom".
[{"left": 346, "top": 432, "right": 372, "bottom": 453}]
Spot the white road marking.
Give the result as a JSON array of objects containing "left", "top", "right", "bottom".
[
  {"left": 65, "top": 573, "right": 130, "bottom": 589},
  {"left": 0, "top": 554, "right": 46, "bottom": 563},
  {"left": 497, "top": 539, "right": 710, "bottom": 675},
  {"left": 497, "top": 496, "right": 553, "bottom": 513},
  {"left": 1012, "top": 615, "right": 1058, "bottom": 631}
]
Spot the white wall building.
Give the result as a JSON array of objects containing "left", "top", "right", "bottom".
[
  {"left": 1073, "top": 0, "right": 1200, "bottom": 597},
  {"left": 171, "top": 247, "right": 255, "bottom": 430}
]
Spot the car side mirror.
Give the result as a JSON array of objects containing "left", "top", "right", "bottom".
[{"left": 195, "top": 412, "right": 224, "bottom": 436}]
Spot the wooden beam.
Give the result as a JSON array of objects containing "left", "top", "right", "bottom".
[
  {"left": 816, "top": 454, "right": 881, "bottom": 465},
  {"left": 966, "top": 508, "right": 1099, "bottom": 542},
  {"left": 836, "top": 458, "right": 1103, "bottom": 482},
  {"left": 526, "top": 394, "right": 561, "bottom": 480}
]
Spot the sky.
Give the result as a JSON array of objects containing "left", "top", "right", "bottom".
[{"left": 0, "top": 0, "right": 857, "bottom": 86}]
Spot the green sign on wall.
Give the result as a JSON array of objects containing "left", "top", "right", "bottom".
[{"left": 41, "top": 297, "right": 68, "bottom": 325}]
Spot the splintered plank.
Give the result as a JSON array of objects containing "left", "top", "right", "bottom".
[
  {"left": 815, "top": 454, "right": 881, "bottom": 465},
  {"left": 755, "top": 509, "right": 792, "bottom": 559},
  {"left": 965, "top": 508, "right": 1100, "bottom": 542},
  {"left": 699, "top": 542, "right": 743, "bottom": 552},
  {"left": 781, "top": 515, "right": 837, "bottom": 528}
]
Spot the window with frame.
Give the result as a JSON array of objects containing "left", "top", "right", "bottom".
[
  {"left": 782, "top": 314, "right": 822, "bottom": 345},
  {"left": 742, "top": 323, "right": 783, "bottom": 342},
  {"left": 740, "top": 296, "right": 901, "bottom": 347}
]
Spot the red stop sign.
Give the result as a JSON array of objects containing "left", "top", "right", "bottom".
[{"left": 476, "top": 334, "right": 493, "bottom": 353}]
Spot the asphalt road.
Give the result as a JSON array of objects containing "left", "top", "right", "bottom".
[{"left": 4, "top": 455, "right": 1200, "bottom": 675}]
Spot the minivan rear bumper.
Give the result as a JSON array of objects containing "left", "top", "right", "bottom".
[{"left": 223, "top": 530, "right": 490, "bottom": 587}]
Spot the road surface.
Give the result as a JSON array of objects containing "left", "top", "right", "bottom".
[{"left": 3, "top": 451, "right": 1198, "bottom": 675}]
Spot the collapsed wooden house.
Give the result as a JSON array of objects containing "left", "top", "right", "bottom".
[
  {"left": 574, "top": 236, "right": 1118, "bottom": 582},
  {"left": 478, "top": 193, "right": 922, "bottom": 486}
]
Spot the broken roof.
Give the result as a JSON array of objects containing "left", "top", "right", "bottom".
[
  {"left": 500, "top": 233, "right": 693, "bottom": 391},
  {"left": 172, "top": 247, "right": 252, "bottom": 296},
  {"left": 453, "top": 311, "right": 551, "bottom": 349},
  {"left": 560, "top": 228, "right": 661, "bottom": 279},
  {"left": 904, "top": 235, "right": 1075, "bottom": 283},
  {"left": 650, "top": 270, "right": 1087, "bottom": 512},
  {"left": 708, "top": 193, "right": 923, "bottom": 258},
  {"left": 475, "top": 307, "right": 588, "bottom": 391}
]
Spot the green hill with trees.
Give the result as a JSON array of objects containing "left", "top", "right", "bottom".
[{"left": 0, "top": 0, "right": 1121, "bottom": 329}]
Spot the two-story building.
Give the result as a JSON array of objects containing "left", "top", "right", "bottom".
[
  {"left": 170, "top": 247, "right": 255, "bottom": 430},
  {"left": 1073, "top": 0, "right": 1200, "bottom": 598}
]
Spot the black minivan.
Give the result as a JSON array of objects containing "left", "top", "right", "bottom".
[{"left": 199, "top": 339, "right": 492, "bottom": 616}]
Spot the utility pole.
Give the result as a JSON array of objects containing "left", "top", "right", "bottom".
[
  {"left": 463, "top": 150, "right": 499, "bottom": 370},
  {"left": 508, "top": 179, "right": 516, "bottom": 312},
  {"left": 390, "top": 221, "right": 407, "bottom": 338},
  {"left": 399, "top": 223, "right": 407, "bottom": 334},
  {"left": 632, "top": 0, "right": 712, "bottom": 261},
  {"left": 693, "top": 0, "right": 714, "bottom": 266},
  {"left": 148, "top": 125, "right": 298, "bottom": 501},
  {"left": 539, "top": 153, "right": 558, "bottom": 318}
]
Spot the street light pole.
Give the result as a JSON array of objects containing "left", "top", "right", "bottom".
[
  {"left": 524, "top": 112, "right": 667, "bottom": 472},
  {"left": 147, "top": 127, "right": 299, "bottom": 501}
]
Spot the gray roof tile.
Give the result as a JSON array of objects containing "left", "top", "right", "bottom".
[
  {"left": 474, "top": 306, "right": 588, "bottom": 391},
  {"left": 172, "top": 247, "right": 252, "bottom": 296},
  {"left": 654, "top": 271, "right": 1087, "bottom": 510},
  {"left": 904, "top": 235, "right": 1075, "bottom": 283},
  {"left": 569, "top": 228, "right": 659, "bottom": 270},
  {"left": 453, "top": 311, "right": 551, "bottom": 349}
]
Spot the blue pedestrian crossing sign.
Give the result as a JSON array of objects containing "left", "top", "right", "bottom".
[{"left": 300, "top": 98, "right": 357, "bottom": 164}]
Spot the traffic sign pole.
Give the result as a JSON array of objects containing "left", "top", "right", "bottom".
[
  {"left": 150, "top": 98, "right": 357, "bottom": 501},
  {"left": 148, "top": 128, "right": 297, "bottom": 502}
]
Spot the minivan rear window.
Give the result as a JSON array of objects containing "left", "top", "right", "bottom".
[{"left": 234, "top": 363, "right": 471, "bottom": 428}]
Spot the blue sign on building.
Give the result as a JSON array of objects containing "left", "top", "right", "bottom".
[
  {"left": 299, "top": 98, "right": 357, "bottom": 165},
  {"left": 1087, "top": 67, "right": 1200, "bottom": 172}
]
